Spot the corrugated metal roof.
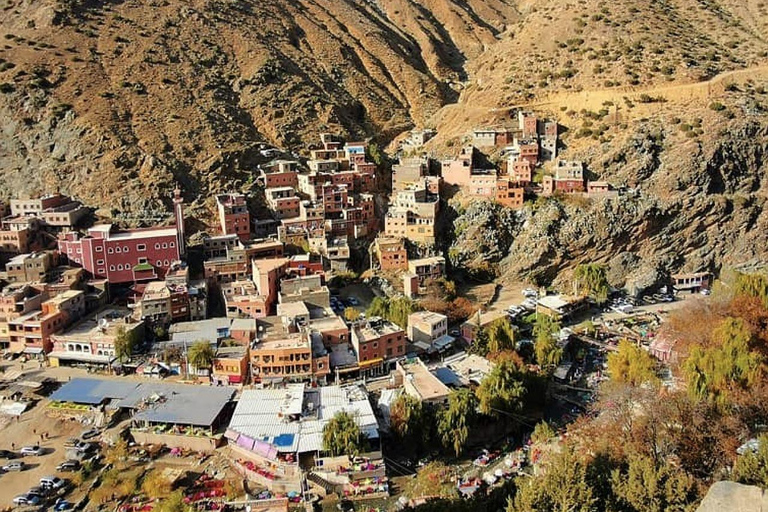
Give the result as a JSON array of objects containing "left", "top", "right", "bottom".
[
  {"left": 49, "top": 378, "right": 138, "bottom": 405},
  {"left": 229, "top": 384, "right": 379, "bottom": 454},
  {"left": 117, "top": 382, "right": 235, "bottom": 427}
]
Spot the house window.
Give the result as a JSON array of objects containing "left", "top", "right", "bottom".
[
  {"left": 117, "top": 264, "right": 123, "bottom": 270},
  {"left": 97, "top": 259, "right": 104, "bottom": 265},
  {"left": 157, "top": 260, "right": 162, "bottom": 266},
  {"left": 138, "top": 257, "right": 148, "bottom": 264},
  {"left": 95, "top": 246, "right": 103, "bottom": 252},
  {"left": 123, "top": 247, "right": 129, "bottom": 253},
  {"left": 108, "top": 248, "right": 114, "bottom": 254},
  {"left": 155, "top": 243, "right": 161, "bottom": 250},
  {"left": 169, "top": 241, "right": 175, "bottom": 248},
  {"left": 164, "top": 260, "right": 169, "bottom": 266},
  {"left": 137, "top": 244, "right": 146, "bottom": 251},
  {"left": 115, "top": 246, "right": 121, "bottom": 253},
  {"left": 97, "top": 268, "right": 105, "bottom": 274},
  {"left": 109, "top": 265, "right": 116, "bottom": 271}
]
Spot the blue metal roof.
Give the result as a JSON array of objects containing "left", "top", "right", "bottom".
[
  {"left": 117, "top": 382, "right": 235, "bottom": 427},
  {"left": 431, "top": 367, "right": 463, "bottom": 388},
  {"left": 49, "top": 378, "right": 138, "bottom": 405}
]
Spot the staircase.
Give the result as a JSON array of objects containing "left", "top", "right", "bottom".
[{"left": 307, "top": 471, "right": 339, "bottom": 496}]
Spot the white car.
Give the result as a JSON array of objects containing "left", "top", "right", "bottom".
[
  {"left": 20, "top": 445, "right": 43, "bottom": 456},
  {"left": 13, "top": 494, "right": 40, "bottom": 506},
  {"left": 522, "top": 288, "right": 538, "bottom": 298},
  {"left": 41, "top": 476, "right": 66, "bottom": 489}
]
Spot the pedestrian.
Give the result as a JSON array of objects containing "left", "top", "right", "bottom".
[
  {"left": 10, "top": 442, "right": 14, "bottom": 450},
  {"left": 32, "top": 428, "right": 36, "bottom": 435}
]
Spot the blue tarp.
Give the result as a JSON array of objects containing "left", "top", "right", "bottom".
[
  {"left": 272, "top": 433, "right": 296, "bottom": 447},
  {"left": 49, "top": 378, "right": 138, "bottom": 405},
  {"left": 432, "top": 367, "right": 463, "bottom": 387}
]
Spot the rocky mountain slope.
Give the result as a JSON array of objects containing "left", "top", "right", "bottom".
[
  {"left": 447, "top": 89, "right": 768, "bottom": 289},
  {"left": 0, "top": 0, "right": 516, "bottom": 216}
]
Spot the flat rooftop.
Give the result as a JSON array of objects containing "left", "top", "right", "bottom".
[
  {"left": 400, "top": 359, "right": 451, "bottom": 402},
  {"left": 116, "top": 382, "right": 235, "bottom": 427},
  {"left": 53, "top": 308, "right": 141, "bottom": 343},
  {"left": 228, "top": 384, "right": 378, "bottom": 454}
]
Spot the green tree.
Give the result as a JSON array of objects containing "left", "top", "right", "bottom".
[
  {"left": 187, "top": 340, "right": 215, "bottom": 370},
  {"left": 389, "top": 394, "right": 429, "bottom": 453},
  {"left": 683, "top": 317, "right": 762, "bottom": 404},
  {"left": 114, "top": 326, "right": 138, "bottom": 362},
  {"left": 437, "top": 389, "right": 477, "bottom": 456},
  {"left": 142, "top": 468, "right": 172, "bottom": 498},
  {"left": 611, "top": 454, "right": 698, "bottom": 512},
  {"left": 574, "top": 263, "right": 610, "bottom": 304},
  {"left": 486, "top": 317, "right": 516, "bottom": 354},
  {"left": 734, "top": 272, "right": 768, "bottom": 307},
  {"left": 323, "top": 410, "right": 365, "bottom": 457},
  {"left": 534, "top": 315, "right": 563, "bottom": 369},
  {"left": 607, "top": 340, "right": 659, "bottom": 386},
  {"left": 531, "top": 421, "right": 557, "bottom": 444},
  {"left": 508, "top": 446, "right": 596, "bottom": 512},
  {"left": 477, "top": 359, "right": 527, "bottom": 416},
  {"left": 156, "top": 490, "right": 187, "bottom": 512},
  {"left": 367, "top": 296, "right": 390, "bottom": 318},
  {"left": 469, "top": 325, "right": 490, "bottom": 356},
  {"left": 343, "top": 307, "right": 361, "bottom": 322},
  {"left": 732, "top": 435, "right": 768, "bottom": 488}
]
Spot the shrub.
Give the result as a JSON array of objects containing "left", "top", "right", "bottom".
[{"left": 709, "top": 101, "right": 726, "bottom": 111}]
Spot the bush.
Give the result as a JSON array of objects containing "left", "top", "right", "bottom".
[
  {"left": 709, "top": 101, "right": 726, "bottom": 111},
  {"left": 0, "top": 82, "right": 14, "bottom": 93}
]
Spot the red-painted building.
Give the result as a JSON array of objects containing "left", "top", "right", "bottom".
[
  {"left": 58, "top": 224, "right": 182, "bottom": 284},
  {"left": 216, "top": 193, "right": 250, "bottom": 240}
]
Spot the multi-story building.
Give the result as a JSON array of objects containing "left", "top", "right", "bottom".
[
  {"left": 441, "top": 145, "right": 474, "bottom": 187},
  {"left": 216, "top": 193, "right": 250, "bottom": 241},
  {"left": 5, "top": 251, "right": 55, "bottom": 283},
  {"left": 351, "top": 317, "right": 406, "bottom": 374},
  {"left": 408, "top": 256, "right": 446, "bottom": 287},
  {"left": 392, "top": 158, "right": 428, "bottom": 192},
  {"left": 407, "top": 311, "right": 448, "bottom": 345},
  {"left": 257, "top": 160, "right": 299, "bottom": 189},
  {"left": 58, "top": 222, "right": 182, "bottom": 284},
  {"left": 509, "top": 160, "right": 534, "bottom": 185},
  {"left": 495, "top": 179, "right": 525, "bottom": 209},
  {"left": 278, "top": 274, "right": 330, "bottom": 310},
  {"left": 0, "top": 283, "right": 44, "bottom": 347},
  {"left": 518, "top": 111, "right": 538, "bottom": 138},
  {"left": 542, "top": 160, "right": 585, "bottom": 194},
  {"left": 373, "top": 237, "right": 408, "bottom": 271},
  {"left": 222, "top": 280, "right": 268, "bottom": 319},
  {"left": 249, "top": 315, "right": 330, "bottom": 384},
  {"left": 265, "top": 187, "right": 300, "bottom": 220},
  {"left": 8, "top": 290, "right": 86, "bottom": 355},
  {"left": 212, "top": 345, "right": 249, "bottom": 385},
  {"left": 49, "top": 307, "right": 144, "bottom": 367},
  {"left": 252, "top": 258, "right": 288, "bottom": 315}
]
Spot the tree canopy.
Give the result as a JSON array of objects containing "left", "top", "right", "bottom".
[
  {"left": 323, "top": 410, "right": 365, "bottom": 457},
  {"left": 574, "top": 263, "right": 610, "bottom": 304},
  {"left": 187, "top": 340, "right": 215, "bottom": 370},
  {"left": 610, "top": 453, "right": 698, "bottom": 512},
  {"left": 508, "top": 447, "right": 596, "bottom": 512},
  {"left": 486, "top": 317, "right": 517, "bottom": 354},
  {"left": 732, "top": 435, "right": 768, "bottom": 488},
  {"left": 534, "top": 315, "right": 563, "bottom": 369},
  {"left": 114, "top": 326, "right": 139, "bottom": 362},
  {"left": 477, "top": 359, "right": 527, "bottom": 417},
  {"left": 682, "top": 317, "right": 763, "bottom": 404},
  {"left": 389, "top": 393, "right": 430, "bottom": 454},
  {"left": 607, "top": 340, "right": 658, "bottom": 387},
  {"left": 437, "top": 389, "right": 477, "bottom": 456},
  {"left": 734, "top": 272, "right": 768, "bottom": 307},
  {"left": 366, "top": 296, "right": 420, "bottom": 329}
]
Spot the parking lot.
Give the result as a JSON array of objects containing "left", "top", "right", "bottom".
[{"left": 0, "top": 401, "right": 86, "bottom": 507}]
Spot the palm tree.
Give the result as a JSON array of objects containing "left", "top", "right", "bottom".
[{"left": 187, "top": 341, "right": 215, "bottom": 375}]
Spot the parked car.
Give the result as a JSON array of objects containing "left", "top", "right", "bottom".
[
  {"left": 63, "top": 438, "right": 80, "bottom": 448},
  {"left": 27, "top": 486, "right": 49, "bottom": 497},
  {"left": 80, "top": 428, "right": 100, "bottom": 440},
  {"left": 75, "top": 441, "right": 94, "bottom": 451},
  {"left": 41, "top": 476, "right": 67, "bottom": 490},
  {"left": 54, "top": 499, "right": 72, "bottom": 512},
  {"left": 20, "top": 445, "right": 43, "bottom": 456},
  {"left": 700, "top": 289, "right": 711, "bottom": 296},
  {"left": 522, "top": 288, "right": 538, "bottom": 298},
  {"left": 12, "top": 494, "right": 40, "bottom": 506},
  {"left": 2, "top": 460, "right": 25, "bottom": 471},
  {"left": 56, "top": 461, "right": 80, "bottom": 472},
  {"left": 347, "top": 296, "right": 360, "bottom": 306}
]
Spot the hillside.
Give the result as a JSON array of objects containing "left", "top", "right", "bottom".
[{"left": 0, "top": 0, "right": 516, "bottom": 217}]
